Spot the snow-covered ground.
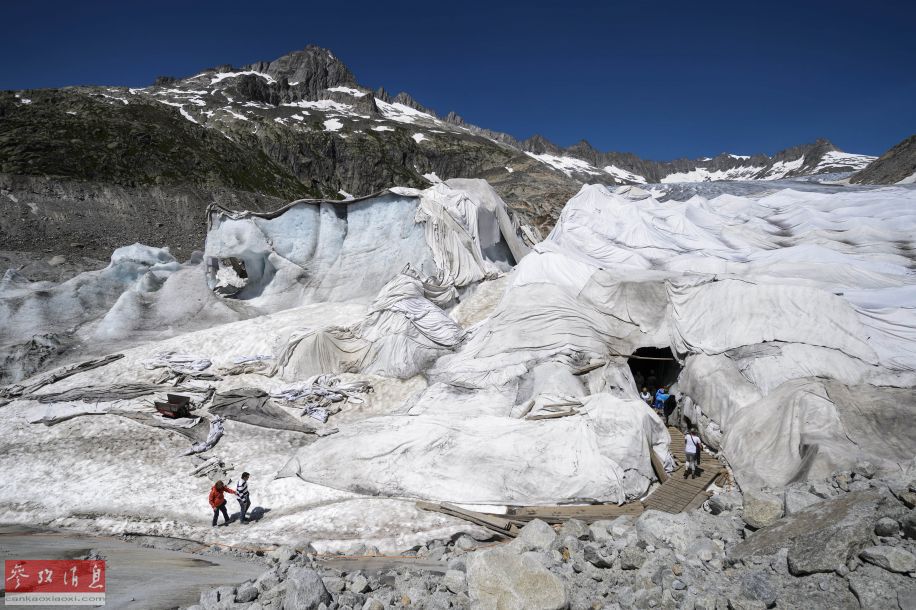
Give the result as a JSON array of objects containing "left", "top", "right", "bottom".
[{"left": 2, "top": 179, "right": 914, "bottom": 553}]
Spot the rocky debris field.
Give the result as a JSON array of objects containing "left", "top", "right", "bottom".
[{"left": 186, "top": 462, "right": 916, "bottom": 610}]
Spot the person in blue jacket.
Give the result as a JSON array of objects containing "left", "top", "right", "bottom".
[{"left": 653, "top": 387, "right": 669, "bottom": 417}]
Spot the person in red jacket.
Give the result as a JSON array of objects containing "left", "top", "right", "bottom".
[{"left": 209, "top": 480, "right": 237, "bottom": 526}]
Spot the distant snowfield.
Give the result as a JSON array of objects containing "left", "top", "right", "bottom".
[
  {"left": 525, "top": 152, "right": 602, "bottom": 177},
  {"left": 2, "top": 179, "right": 915, "bottom": 552}
]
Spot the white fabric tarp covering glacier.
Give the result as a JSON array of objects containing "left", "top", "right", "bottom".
[
  {"left": 3, "top": 178, "right": 916, "bottom": 550},
  {"left": 203, "top": 182, "right": 530, "bottom": 309},
  {"left": 273, "top": 269, "right": 465, "bottom": 380},
  {"left": 277, "top": 393, "right": 670, "bottom": 505},
  {"left": 278, "top": 182, "right": 916, "bottom": 501}
]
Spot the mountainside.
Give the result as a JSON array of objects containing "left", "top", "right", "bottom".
[
  {"left": 850, "top": 134, "right": 916, "bottom": 185},
  {"left": 1, "top": 45, "right": 879, "bottom": 264}
]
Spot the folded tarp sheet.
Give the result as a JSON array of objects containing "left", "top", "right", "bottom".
[{"left": 208, "top": 388, "right": 314, "bottom": 434}]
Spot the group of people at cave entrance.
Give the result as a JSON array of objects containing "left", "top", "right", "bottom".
[
  {"left": 637, "top": 371, "right": 704, "bottom": 480},
  {"left": 638, "top": 380, "right": 678, "bottom": 427}
]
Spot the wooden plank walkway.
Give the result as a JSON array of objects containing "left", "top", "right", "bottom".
[{"left": 418, "top": 427, "right": 725, "bottom": 535}]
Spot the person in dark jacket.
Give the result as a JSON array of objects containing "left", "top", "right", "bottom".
[
  {"left": 209, "top": 480, "right": 236, "bottom": 526},
  {"left": 663, "top": 393, "right": 678, "bottom": 427}
]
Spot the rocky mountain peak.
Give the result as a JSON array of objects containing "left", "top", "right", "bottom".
[
  {"left": 771, "top": 138, "right": 836, "bottom": 163},
  {"left": 522, "top": 134, "right": 562, "bottom": 156},
  {"left": 392, "top": 91, "right": 434, "bottom": 115},
  {"left": 244, "top": 45, "right": 357, "bottom": 98},
  {"left": 565, "top": 140, "right": 601, "bottom": 164},
  {"left": 444, "top": 111, "right": 466, "bottom": 126}
]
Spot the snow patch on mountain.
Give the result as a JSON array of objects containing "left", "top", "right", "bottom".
[
  {"left": 327, "top": 86, "right": 367, "bottom": 97},
  {"left": 376, "top": 100, "right": 438, "bottom": 125},
  {"left": 324, "top": 118, "right": 343, "bottom": 132},
  {"left": 283, "top": 99, "right": 353, "bottom": 113},
  {"left": 661, "top": 165, "right": 765, "bottom": 183},
  {"left": 814, "top": 150, "right": 877, "bottom": 172},
  {"left": 526, "top": 152, "right": 602, "bottom": 177},
  {"left": 603, "top": 165, "right": 647, "bottom": 184},
  {"left": 764, "top": 156, "right": 806, "bottom": 180},
  {"left": 209, "top": 70, "right": 277, "bottom": 85}
]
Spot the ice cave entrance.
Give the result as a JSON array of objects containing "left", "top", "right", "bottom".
[{"left": 627, "top": 347, "right": 681, "bottom": 395}]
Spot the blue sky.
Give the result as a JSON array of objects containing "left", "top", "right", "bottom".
[{"left": 2, "top": 0, "right": 913, "bottom": 159}]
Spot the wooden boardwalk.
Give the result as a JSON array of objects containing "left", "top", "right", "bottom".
[{"left": 418, "top": 427, "right": 726, "bottom": 536}]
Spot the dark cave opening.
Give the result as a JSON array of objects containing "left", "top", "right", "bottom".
[{"left": 627, "top": 346, "right": 681, "bottom": 398}]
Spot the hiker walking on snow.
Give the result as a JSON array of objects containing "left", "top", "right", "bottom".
[
  {"left": 209, "top": 480, "right": 236, "bottom": 526},
  {"left": 236, "top": 472, "right": 252, "bottom": 523},
  {"left": 684, "top": 428, "right": 702, "bottom": 479}
]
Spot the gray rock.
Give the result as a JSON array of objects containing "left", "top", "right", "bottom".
[
  {"left": 742, "top": 489, "right": 784, "bottom": 529},
  {"left": 348, "top": 574, "right": 369, "bottom": 594},
  {"left": 361, "top": 599, "right": 384, "bottom": 610},
  {"left": 322, "top": 577, "right": 345, "bottom": 593},
  {"left": 260, "top": 582, "right": 288, "bottom": 602},
  {"left": 707, "top": 491, "right": 743, "bottom": 515},
  {"left": 236, "top": 584, "right": 259, "bottom": 603},
  {"left": 847, "top": 564, "right": 916, "bottom": 610},
  {"left": 671, "top": 579, "right": 687, "bottom": 591},
  {"left": 588, "top": 520, "right": 614, "bottom": 543},
  {"left": 853, "top": 461, "right": 878, "bottom": 479},
  {"left": 426, "top": 546, "right": 447, "bottom": 562},
  {"left": 283, "top": 567, "right": 331, "bottom": 610},
  {"left": 618, "top": 547, "right": 647, "bottom": 570},
  {"left": 784, "top": 488, "right": 822, "bottom": 515},
  {"left": 739, "top": 571, "right": 776, "bottom": 606},
  {"left": 558, "top": 518, "right": 590, "bottom": 540},
  {"left": 509, "top": 519, "right": 557, "bottom": 552},
  {"left": 874, "top": 517, "right": 900, "bottom": 537},
  {"left": 427, "top": 591, "right": 453, "bottom": 610},
  {"left": 200, "top": 586, "right": 237, "bottom": 610},
  {"left": 809, "top": 480, "right": 837, "bottom": 499},
  {"left": 774, "top": 573, "right": 860, "bottom": 609},
  {"left": 687, "top": 537, "right": 722, "bottom": 562},
  {"left": 466, "top": 546, "right": 568, "bottom": 610},
  {"left": 455, "top": 535, "right": 478, "bottom": 552},
  {"left": 442, "top": 569, "right": 467, "bottom": 594},
  {"left": 835, "top": 472, "right": 851, "bottom": 492},
  {"left": 730, "top": 490, "right": 884, "bottom": 576},
  {"left": 902, "top": 510, "right": 916, "bottom": 539},
  {"left": 859, "top": 545, "right": 916, "bottom": 573},
  {"left": 583, "top": 544, "right": 614, "bottom": 569},
  {"left": 609, "top": 515, "right": 635, "bottom": 537},
  {"left": 256, "top": 569, "right": 282, "bottom": 592},
  {"left": 270, "top": 545, "right": 298, "bottom": 563},
  {"left": 635, "top": 510, "right": 703, "bottom": 553}
]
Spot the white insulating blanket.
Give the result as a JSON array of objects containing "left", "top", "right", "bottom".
[
  {"left": 203, "top": 181, "right": 528, "bottom": 310},
  {"left": 273, "top": 271, "right": 466, "bottom": 380},
  {"left": 277, "top": 393, "right": 671, "bottom": 505}
]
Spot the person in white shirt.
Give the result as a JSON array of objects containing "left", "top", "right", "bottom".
[
  {"left": 684, "top": 429, "right": 702, "bottom": 479},
  {"left": 236, "top": 472, "right": 251, "bottom": 523},
  {"left": 640, "top": 387, "right": 652, "bottom": 405}
]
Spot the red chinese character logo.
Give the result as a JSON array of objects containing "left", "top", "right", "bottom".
[
  {"left": 5, "top": 562, "right": 29, "bottom": 589},
  {"left": 88, "top": 562, "right": 103, "bottom": 589}
]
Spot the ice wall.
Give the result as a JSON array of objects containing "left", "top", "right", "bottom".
[{"left": 204, "top": 183, "right": 529, "bottom": 310}]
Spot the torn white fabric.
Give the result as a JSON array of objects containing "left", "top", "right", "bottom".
[
  {"left": 181, "top": 416, "right": 224, "bottom": 456},
  {"left": 143, "top": 352, "right": 212, "bottom": 373}
]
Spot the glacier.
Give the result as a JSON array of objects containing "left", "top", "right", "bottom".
[{"left": 1, "top": 178, "right": 914, "bottom": 552}]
